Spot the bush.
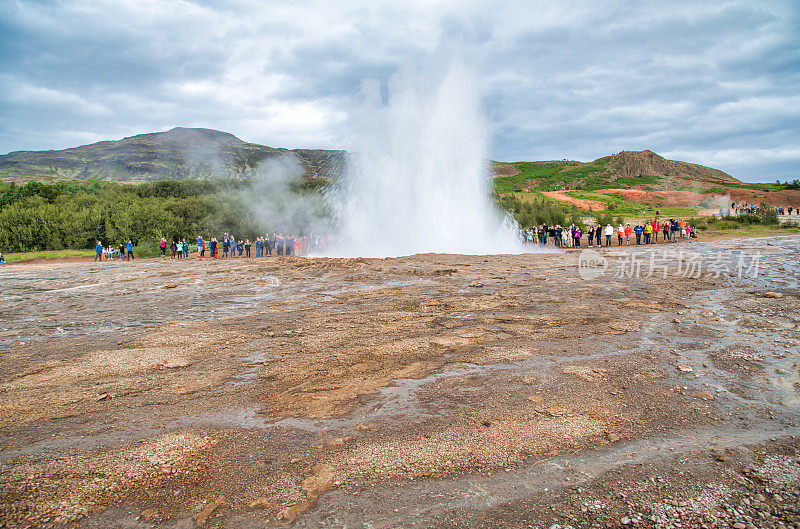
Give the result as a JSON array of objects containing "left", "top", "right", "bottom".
[
  {"left": 712, "top": 205, "right": 780, "bottom": 226},
  {"left": 682, "top": 217, "right": 709, "bottom": 230},
  {"left": 133, "top": 241, "right": 162, "bottom": 258},
  {"left": 494, "top": 193, "right": 584, "bottom": 228},
  {"left": 715, "top": 220, "right": 743, "bottom": 230},
  {"left": 0, "top": 179, "right": 317, "bottom": 252},
  {"left": 593, "top": 212, "right": 625, "bottom": 227}
]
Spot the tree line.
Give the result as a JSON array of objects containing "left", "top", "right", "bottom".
[
  {"left": 0, "top": 180, "right": 265, "bottom": 253},
  {"left": 0, "top": 179, "right": 586, "bottom": 254}
]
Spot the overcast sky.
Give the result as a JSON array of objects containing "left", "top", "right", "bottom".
[{"left": 1, "top": 0, "right": 798, "bottom": 181}]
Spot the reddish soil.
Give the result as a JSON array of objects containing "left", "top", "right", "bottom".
[
  {"left": 728, "top": 188, "right": 800, "bottom": 208},
  {"left": 542, "top": 190, "right": 605, "bottom": 211},
  {"left": 594, "top": 188, "right": 705, "bottom": 207}
]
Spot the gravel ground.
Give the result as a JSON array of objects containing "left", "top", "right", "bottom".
[{"left": 0, "top": 235, "right": 798, "bottom": 528}]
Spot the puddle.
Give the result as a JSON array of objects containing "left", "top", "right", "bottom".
[
  {"left": 181, "top": 408, "right": 268, "bottom": 429},
  {"left": 223, "top": 352, "right": 269, "bottom": 391}
]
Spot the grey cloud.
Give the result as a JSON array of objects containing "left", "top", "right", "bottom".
[{"left": 0, "top": 0, "right": 797, "bottom": 181}]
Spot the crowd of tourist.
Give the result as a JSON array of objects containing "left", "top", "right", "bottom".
[
  {"left": 7, "top": 204, "right": 798, "bottom": 264},
  {"left": 727, "top": 202, "right": 797, "bottom": 216},
  {"left": 81, "top": 218, "right": 707, "bottom": 261},
  {"left": 94, "top": 233, "right": 331, "bottom": 261},
  {"left": 519, "top": 219, "right": 696, "bottom": 248}
]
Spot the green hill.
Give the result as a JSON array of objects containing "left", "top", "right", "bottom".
[
  {"left": 0, "top": 127, "right": 345, "bottom": 182},
  {"left": 491, "top": 149, "right": 742, "bottom": 194},
  {"left": 492, "top": 150, "right": 800, "bottom": 214}
]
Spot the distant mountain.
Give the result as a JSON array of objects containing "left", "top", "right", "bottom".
[
  {"left": 0, "top": 130, "right": 747, "bottom": 198},
  {"left": 491, "top": 149, "right": 741, "bottom": 187},
  {"left": 0, "top": 127, "right": 345, "bottom": 182}
]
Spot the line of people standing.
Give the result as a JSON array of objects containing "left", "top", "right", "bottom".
[
  {"left": 95, "top": 240, "right": 134, "bottom": 261},
  {"left": 521, "top": 219, "right": 696, "bottom": 249},
  {"left": 191, "top": 233, "right": 329, "bottom": 259},
  {"left": 158, "top": 238, "right": 190, "bottom": 260}
]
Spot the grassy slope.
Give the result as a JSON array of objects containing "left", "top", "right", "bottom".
[
  {"left": 699, "top": 223, "right": 800, "bottom": 240},
  {"left": 1, "top": 244, "right": 172, "bottom": 263},
  {"left": 492, "top": 155, "right": 797, "bottom": 218},
  {"left": 2, "top": 249, "right": 95, "bottom": 264},
  {"left": 493, "top": 158, "right": 667, "bottom": 194},
  {"left": 493, "top": 159, "right": 668, "bottom": 218}
]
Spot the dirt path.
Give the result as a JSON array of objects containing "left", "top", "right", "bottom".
[
  {"left": 1, "top": 238, "right": 799, "bottom": 528},
  {"left": 542, "top": 190, "right": 606, "bottom": 211}
]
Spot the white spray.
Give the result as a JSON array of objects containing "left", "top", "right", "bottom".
[{"left": 325, "top": 60, "right": 520, "bottom": 257}]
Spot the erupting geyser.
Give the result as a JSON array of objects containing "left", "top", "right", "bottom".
[{"left": 326, "top": 60, "right": 520, "bottom": 257}]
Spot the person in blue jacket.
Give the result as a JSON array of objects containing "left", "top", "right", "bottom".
[{"left": 94, "top": 240, "right": 103, "bottom": 262}]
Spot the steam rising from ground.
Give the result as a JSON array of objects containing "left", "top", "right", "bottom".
[
  {"left": 245, "top": 155, "right": 330, "bottom": 236},
  {"left": 700, "top": 193, "right": 733, "bottom": 210},
  {"left": 325, "top": 61, "right": 520, "bottom": 257}
]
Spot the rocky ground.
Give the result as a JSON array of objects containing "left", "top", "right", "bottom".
[{"left": 0, "top": 235, "right": 798, "bottom": 528}]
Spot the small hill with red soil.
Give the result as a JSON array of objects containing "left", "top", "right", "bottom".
[
  {"left": 607, "top": 150, "right": 739, "bottom": 183},
  {"left": 493, "top": 150, "right": 800, "bottom": 212}
]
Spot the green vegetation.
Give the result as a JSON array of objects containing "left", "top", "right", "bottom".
[
  {"left": 2, "top": 249, "right": 95, "bottom": 264},
  {"left": 686, "top": 207, "right": 783, "bottom": 232},
  {"left": 778, "top": 179, "right": 800, "bottom": 190},
  {"left": 685, "top": 220, "right": 800, "bottom": 240},
  {"left": 606, "top": 174, "right": 662, "bottom": 189},
  {"left": 492, "top": 161, "right": 572, "bottom": 193},
  {"left": 0, "top": 177, "right": 592, "bottom": 253},
  {"left": 0, "top": 179, "right": 324, "bottom": 253},
  {"left": 492, "top": 158, "right": 663, "bottom": 194},
  {"left": 606, "top": 203, "right": 698, "bottom": 217},
  {"left": 715, "top": 181, "right": 792, "bottom": 192},
  {"left": 494, "top": 193, "right": 585, "bottom": 228},
  {"left": 592, "top": 211, "right": 625, "bottom": 227}
]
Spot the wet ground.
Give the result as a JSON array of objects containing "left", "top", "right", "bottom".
[{"left": 0, "top": 235, "right": 799, "bottom": 528}]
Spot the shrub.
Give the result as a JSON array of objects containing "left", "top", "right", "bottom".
[
  {"left": 718, "top": 206, "right": 779, "bottom": 226},
  {"left": 494, "top": 193, "right": 584, "bottom": 228},
  {"left": 593, "top": 212, "right": 625, "bottom": 227},
  {"left": 0, "top": 179, "right": 320, "bottom": 252}
]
